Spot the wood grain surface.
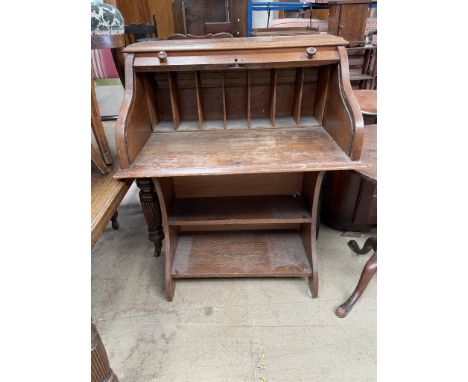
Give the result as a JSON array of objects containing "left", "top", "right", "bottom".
[
  {"left": 91, "top": 167, "right": 132, "bottom": 247},
  {"left": 115, "top": 127, "right": 364, "bottom": 178},
  {"left": 168, "top": 195, "right": 312, "bottom": 226},
  {"left": 123, "top": 34, "right": 348, "bottom": 53},
  {"left": 353, "top": 89, "right": 377, "bottom": 114},
  {"left": 171, "top": 231, "right": 312, "bottom": 278},
  {"left": 356, "top": 123, "right": 376, "bottom": 181}
]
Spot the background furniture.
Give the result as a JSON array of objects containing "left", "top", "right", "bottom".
[
  {"left": 172, "top": 0, "right": 248, "bottom": 36},
  {"left": 167, "top": 32, "right": 234, "bottom": 40},
  {"left": 354, "top": 89, "right": 377, "bottom": 123},
  {"left": 92, "top": 322, "right": 119, "bottom": 382},
  {"left": 91, "top": 0, "right": 126, "bottom": 172},
  {"left": 114, "top": 35, "right": 365, "bottom": 301},
  {"left": 321, "top": 87, "right": 376, "bottom": 232},
  {"left": 325, "top": 122, "right": 376, "bottom": 317},
  {"left": 327, "top": 0, "right": 377, "bottom": 46},
  {"left": 91, "top": 120, "right": 132, "bottom": 382},
  {"left": 91, "top": 165, "right": 132, "bottom": 247},
  {"left": 335, "top": 236, "right": 377, "bottom": 317},
  {"left": 248, "top": 1, "right": 329, "bottom": 36},
  {"left": 124, "top": 15, "right": 159, "bottom": 44},
  {"left": 115, "top": 0, "right": 248, "bottom": 38},
  {"left": 114, "top": 0, "right": 175, "bottom": 39}
]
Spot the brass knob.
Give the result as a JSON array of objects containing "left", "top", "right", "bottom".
[
  {"left": 306, "top": 47, "right": 317, "bottom": 59},
  {"left": 157, "top": 51, "right": 167, "bottom": 63}
]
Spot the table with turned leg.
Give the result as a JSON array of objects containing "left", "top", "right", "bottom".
[{"left": 335, "top": 123, "right": 377, "bottom": 318}]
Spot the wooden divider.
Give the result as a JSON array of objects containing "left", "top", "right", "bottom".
[
  {"left": 194, "top": 71, "right": 204, "bottom": 129},
  {"left": 155, "top": 66, "right": 322, "bottom": 132},
  {"left": 221, "top": 72, "right": 227, "bottom": 129},
  {"left": 168, "top": 72, "right": 180, "bottom": 129},
  {"left": 293, "top": 67, "right": 305, "bottom": 125},
  {"left": 313, "top": 66, "right": 331, "bottom": 124},
  {"left": 269, "top": 69, "right": 277, "bottom": 127},
  {"left": 247, "top": 70, "right": 252, "bottom": 128}
]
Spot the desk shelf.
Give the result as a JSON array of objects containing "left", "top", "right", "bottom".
[
  {"left": 171, "top": 231, "right": 312, "bottom": 278},
  {"left": 168, "top": 195, "right": 312, "bottom": 226}
]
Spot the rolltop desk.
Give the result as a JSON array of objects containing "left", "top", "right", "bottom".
[{"left": 114, "top": 34, "right": 365, "bottom": 301}]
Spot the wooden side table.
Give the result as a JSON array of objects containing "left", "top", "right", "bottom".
[
  {"left": 335, "top": 123, "right": 377, "bottom": 317},
  {"left": 354, "top": 89, "right": 377, "bottom": 125},
  {"left": 321, "top": 89, "right": 376, "bottom": 232}
]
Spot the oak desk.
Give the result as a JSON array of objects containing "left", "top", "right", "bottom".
[{"left": 115, "top": 35, "right": 365, "bottom": 301}]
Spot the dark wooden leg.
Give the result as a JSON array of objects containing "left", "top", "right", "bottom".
[
  {"left": 91, "top": 322, "right": 119, "bottom": 382},
  {"left": 111, "top": 47, "right": 125, "bottom": 86},
  {"left": 336, "top": 251, "right": 377, "bottom": 318},
  {"left": 136, "top": 178, "right": 164, "bottom": 257},
  {"left": 347, "top": 237, "right": 376, "bottom": 255},
  {"left": 111, "top": 211, "right": 119, "bottom": 230}
]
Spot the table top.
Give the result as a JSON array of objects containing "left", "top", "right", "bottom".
[
  {"left": 354, "top": 90, "right": 377, "bottom": 115},
  {"left": 357, "top": 124, "right": 376, "bottom": 182}
]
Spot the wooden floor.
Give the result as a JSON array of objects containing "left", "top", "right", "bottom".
[
  {"left": 115, "top": 126, "right": 363, "bottom": 178},
  {"left": 171, "top": 230, "right": 312, "bottom": 278}
]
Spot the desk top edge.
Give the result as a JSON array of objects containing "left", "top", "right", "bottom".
[{"left": 123, "top": 34, "right": 349, "bottom": 53}]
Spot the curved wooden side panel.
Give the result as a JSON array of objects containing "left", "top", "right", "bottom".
[
  {"left": 116, "top": 53, "right": 153, "bottom": 168},
  {"left": 337, "top": 46, "right": 365, "bottom": 160},
  {"left": 301, "top": 171, "right": 325, "bottom": 298},
  {"left": 153, "top": 178, "right": 177, "bottom": 301},
  {"left": 322, "top": 47, "right": 364, "bottom": 160}
]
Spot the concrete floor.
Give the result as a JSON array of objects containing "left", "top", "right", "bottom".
[{"left": 92, "top": 184, "right": 376, "bottom": 382}]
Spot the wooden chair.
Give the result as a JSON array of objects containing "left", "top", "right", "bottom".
[
  {"left": 167, "top": 32, "right": 233, "bottom": 40},
  {"left": 91, "top": 1, "right": 126, "bottom": 172},
  {"left": 91, "top": 77, "right": 114, "bottom": 172},
  {"left": 91, "top": 4, "right": 131, "bottom": 379},
  {"left": 124, "top": 15, "right": 159, "bottom": 44}
]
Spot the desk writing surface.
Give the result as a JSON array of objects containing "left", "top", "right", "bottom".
[{"left": 115, "top": 126, "right": 365, "bottom": 178}]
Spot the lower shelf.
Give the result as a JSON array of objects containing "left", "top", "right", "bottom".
[{"left": 171, "top": 230, "right": 312, "bottom": 278}]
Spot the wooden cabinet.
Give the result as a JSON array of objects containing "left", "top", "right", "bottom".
[
  {"left": 328, "top": 0, "right": 376, "bottom": 46},
  {"left": 115, "top": 35, "right": 364, "bottom": 300},
  {"left": 321, "top": 124, "right": 377, "bottom": 232},
  {"left": 172, "top": 0, "right": 248, "bottom": 36}
]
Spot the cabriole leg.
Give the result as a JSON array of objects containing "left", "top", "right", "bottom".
[
  {"left": 136, "top": 178, "right": 164, "bottom": 257},
  {"left": 336, "top": 245, "right": 377, "bottom": 318}
]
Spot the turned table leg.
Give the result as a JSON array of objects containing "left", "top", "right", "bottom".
[
  {"left": 136, "top": 178, "right": 164, "bottom": 257},
  {"left": 91, "top": 323, "right": 119, "bottom": 382},
  {"left": 335, "top": 237, "right": 377, "bottom": 318}
]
